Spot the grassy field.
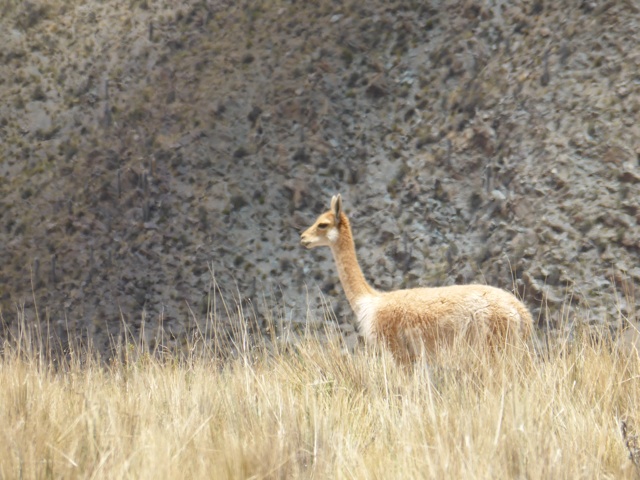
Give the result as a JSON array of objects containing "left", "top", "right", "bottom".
[{"left": 1, "top": 304, "right": 640, "bottom": 480}]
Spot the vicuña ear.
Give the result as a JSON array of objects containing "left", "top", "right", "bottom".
[{"left": 331, "top": 194, "right": 342, "bottom": 225}]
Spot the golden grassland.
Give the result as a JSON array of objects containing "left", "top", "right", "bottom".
[{"left": 1, "top": 304, "right": 640, "bottom": 480}]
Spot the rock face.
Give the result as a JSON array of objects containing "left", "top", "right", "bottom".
[{"left": 1, "top": 1, "right": 639, "bottom": 354}]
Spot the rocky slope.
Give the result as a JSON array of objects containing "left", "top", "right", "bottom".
[{"left": 1, "top": 0, "right": 639, "bottom": 354}]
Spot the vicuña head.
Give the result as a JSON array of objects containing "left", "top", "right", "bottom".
[{"left": 301, "top": 193, "right": 533, "bottom": 364}]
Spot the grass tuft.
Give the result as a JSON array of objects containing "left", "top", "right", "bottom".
[{"left": 0, "top": 293, "right": 639, "bottom": 478}]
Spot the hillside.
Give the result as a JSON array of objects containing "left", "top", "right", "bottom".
[{"left": 1, "top": 0, "right": 639, "bottom": 354}]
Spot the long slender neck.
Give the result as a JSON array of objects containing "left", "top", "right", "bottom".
[{"left": 330, "top": 213, "right": 378, "bottom": 311}]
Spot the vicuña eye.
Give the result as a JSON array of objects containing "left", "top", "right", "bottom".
[{"left": 318, "top": 223, "right": 329, "bottom": 229}]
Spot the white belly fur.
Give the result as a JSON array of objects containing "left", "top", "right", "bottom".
[{"left": 355, "top": 296, "right": 379, "bottom": 343}]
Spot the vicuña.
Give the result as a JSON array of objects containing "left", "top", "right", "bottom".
[{"left": 301, "top": 194, "right": 533, "bottom": 364}]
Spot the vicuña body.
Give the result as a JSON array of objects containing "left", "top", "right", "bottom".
[{"left": 301, "top": 194, "right": 533, "bottom": 363}]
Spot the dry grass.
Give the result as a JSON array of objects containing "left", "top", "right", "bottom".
[{"left": 1, "top": 303, "right": 640, "bottom": 480}]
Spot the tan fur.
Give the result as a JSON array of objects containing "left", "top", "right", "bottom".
[{"left": 301, "top": 194, "right": 533, "bottom": 364}]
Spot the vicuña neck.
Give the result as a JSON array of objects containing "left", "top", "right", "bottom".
[{"left": 330, "top": 213, "right": 378, "bottom": 311}]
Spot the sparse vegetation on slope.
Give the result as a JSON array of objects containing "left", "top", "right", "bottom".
[{"left": 1, "top": 1, "right": 639, "bottom": 358}]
